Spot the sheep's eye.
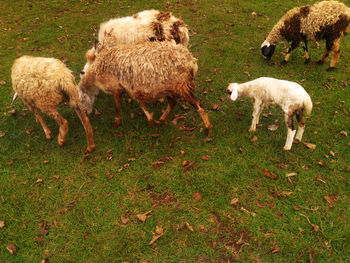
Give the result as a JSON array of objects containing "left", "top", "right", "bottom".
[{"left": 80, "top": 71, "right": 85, "bottom": 75}]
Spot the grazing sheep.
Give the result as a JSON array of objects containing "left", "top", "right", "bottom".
[
  {"left": 226, "top": 77, "right": 312, "bottom": 151},
  {"left": 12, "top": 56, "right": 95, "bottom": 152},
  {"left": 80, "top": 9, "right": 189, "bottom": 78},
  {"left": 261, "top": 0, "right": 350, "bottom": 71},
  {"left": 78, "top": 41, "right": 212, "bottom": 136}
]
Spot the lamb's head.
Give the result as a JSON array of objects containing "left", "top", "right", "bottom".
[
  {"left": 261, "top": 40, "right": 276, "bottom": 60},
  {"left": 226, "top": 83, "right": 240, "bottom": 101},
  {"left": 78, "top": 78, "right": 99, "bottom": 115}
]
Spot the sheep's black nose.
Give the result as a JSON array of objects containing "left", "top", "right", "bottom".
[{"left": 227, "top": 89, "right": 232, "bottom": 95}]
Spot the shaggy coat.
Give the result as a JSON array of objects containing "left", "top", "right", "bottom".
[
  {"left": 12, "top": 56, "right": 95, "bottom": 152},
  {"left": 227, "top": 77, "right": 312, "bottom": 151},
  {"left": 79, "top": 41, "right": 212, "bottom": 135},
  {"left": 261, "top": 0, "right": 350, "bottom": 70},
  {"left": 81, "top": 9, "right": 189, "bottom": 78}
]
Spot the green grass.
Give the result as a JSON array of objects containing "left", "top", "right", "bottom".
[{"left": 1, "top": 0, "right": 350, "bottom": 262}]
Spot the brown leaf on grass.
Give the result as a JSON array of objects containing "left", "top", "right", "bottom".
[
  {"left": 171, "top": 115, "right": 185, "bottom": 125},
  {"left": 244, "top": 71, "right": 251, "bottom": 77},
  {"left": 211, "top": 103, "right": 220, "bottom": 110},
  {"left": 152, "top": 160, "right": 165, "bottom": 169},
  {"left": 181, "top": 104, "right": 190, "bottom": 110},
  {"left": 61, "top": 57, "right": 68, "bottom": 63},
  {"left": 311, "top": 224, "right": 319, "bottom": 232},
  {"left": 151, "top": 133, "right": 159, "bottom": 138},
  {"left": 0, "top": 80, "right": 6, "bottom": 85},
  {"left": 149, "top": 226, "right": 164, "bottom": 245},
  {"left": 340, "top": 130, "right": 348, "bottom": 137},
  {"left": 203, "top": 137, "right": 212, "bottom": 142},
  {"left": 0, "top": 220, "right": 5, "bottom": 228},
  {"left": 107, "top": 172, "right": 114, "bottom": 180},
  {"left": 34, "top": 236, "right": 42, "bottom": 242},
  {"left": 43, "top": 160, "right": 49, "bottom": 164},
  {"left": 316, "top": 174, "right": 326, "bottom": 184},
  {"left": 130, "top": 112, "right": 135, "bottom": 119},
  {"left": 318, "top": 161, "right": 326, "bottom": 166},
  {"left": 324, "top": 195, "right": 339, "bottom": 207},
  {"left": 120, "top": 215, "right": 129, "bottom": 225},
  {"left": 40, "top": 259, "right": 49, "bottom": 263},
  {"left": 193, "top": 192, "right": 202, "bottom": 201},
  {"left": 268, "top": 124, "right": 279, "bottom": 131},
  {"left": 178, "top": 126, "right": 195, "bottom": 132},
  {"left": 6, "top": 244, "right": 16, "bottom": 254},
  {"left": 114, "top": 132, "right": 123, "bottom": 137},
  {"left": 107, "top": 154, "right": 113, "bottom": 161},
  {"left": 230, "top": 197, "right": 239, "bottom": 205},
  {"left": 94, "top": 108, "right": 102, "bottom": 116},
  {"left": 128, "top": 158, "right": 136, "bottom": 162},
  {"left": 117, "top": 167, "right": 123, "bottom": 173},
  {"left": 25, "top": 129, "right": 32, "bottom": 135},
  {"left": 183, "top": 161, "right": 196, "bottom": 172},
  {"left": 185, "top": 222, "right": 194, "bottom": 232},
  {"left": 251, "top": 135, "right": 258, "bottom": 142},
  {"left": 36, "top": 178, "right": 43, "bottom": 183},
  {"left": 262, "top": 169, "right": 277, "bottom": 180},
  {"left": 292, "top": 205, "right": 300, "bottom": 211},
  {"left": 268, "top": 246, "right": 280, "bottom": 254},
  {"left": 205, "top": 78, "right": 213, "bottom": 82},
  {"left": 309, "top": 250, "right": 317, "bottom": 263},
  {"left": 179, "top": 150, "right": 185, "bottom": 156},
  {"left": 201, "top": 155, "right": 210, "bottom": 161},
  {"left": 136, "top": 210, "right": 152, "bottom": 223},
  {"left": 40, "top": 220, "right": 49, "bottom": 236},
  {"left": 303, "top": 142, "right": 316, "bottom": 150},
  {"left": 0, "top": 131, "right": 5, "bottom": 137}
]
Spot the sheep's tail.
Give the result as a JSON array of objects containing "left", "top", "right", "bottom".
[
  {"left": 303, "top": 96, "right": 313, "bottom": 116},
  {"left": 11, "top": 92, "right": 18, "bottom": 105}
]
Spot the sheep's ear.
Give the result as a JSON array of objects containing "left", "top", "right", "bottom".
[{"left": 230, "top": 87, "right": 238, "bottom": 101}]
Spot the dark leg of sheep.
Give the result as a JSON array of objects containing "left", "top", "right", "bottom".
[
  {"left": 159, "top": 96, "right": 177, "bottom": 123},
  {"left": 317, "top": 39, "right": 332, "bottom": 65},
  {"left": 34, "top": 109, "right": 52, "bottom": 140},
  {"left": 112, "top": 91, "right": 123, "bottom": 128},
  {"left": 74, "top": 106, "right": 95, "bottom": 152},
  {"left": 303, "top": 38, "right": 310, "bottom": 64},
  {"left": 138, "top": 101, "right": 156, "bottom": 126},
  {"left": 48, "top": 110, "right": 68, "bottom": 147},
  {"left": 282, "top": 41, "right": 299, "bottom": 64},
  {"left": 295, "top": 109, "right": 305, "bottom": 142},
  {"left": 328, "top": 38, "right": 341, "bottom": 71}
]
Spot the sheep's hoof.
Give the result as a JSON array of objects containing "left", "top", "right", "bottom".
[
  {"left": 45, "top": 134, "right": 53, "bottom": 140},
  {"left": 304, "top": 58, "right": 310, "bottom": 64},
  {"left": 58, "top": 138, "right": 65, "bottom": 147},
  {"left": 316, "top": 60, "right": 324, "bottom": 65},
  {"left": 206, "top": 126, "right": 213, "bottom": 136},
  {"left": 283, "top": 146, "right": 291, "bottom": 151},
  {"left": 248, "top": 128, "right": 256, "bottom": 133},
  {"left": 86, "top": 144, "right": 95, "bottom": 153},
  {"left": 280, "top": 60, "right": 288, "bottom": 65},
  {"left": 327, "top": 67, "right": 335, "bottom": 72},
  {"left": 157, "top": 119, "right": 167, "bottom": 124}
]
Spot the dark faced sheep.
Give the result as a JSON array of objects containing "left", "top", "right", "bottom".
[
  {"left": 261, "top": 0, "right": 350, "bottom": 71},
  {"left": 12, "top": 56, "right": 95, "bottom": 152},
  {"left": 78, "top": 41, "right": 212, "bottom": 136}
]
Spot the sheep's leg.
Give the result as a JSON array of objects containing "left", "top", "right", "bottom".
[
  {"left": 74, "top": 106, "right": 95, "bottom": 152},
  {"left": 138, "top": 101, "right": 155, "bottom": 126},
  {"left": 249, "top": 100, "right": 263, "bottom": 132},
  {"left": 159, "top": 96, "right": 177, "bottom": 123},
  {"left": 295, "top": 109, "right": 305, "bottom": 142},
  {"left": 112, "top": 91, "right": 123, "bottom": 128},
  {"left": 34, "top": 109, "right": 52, "bottom": 140},
  {"left": 303, "top": 38, "right": 310, "bottom": 64},
  {"left": 282, "top": 41, "right": 299, "bottom": 64},
  {"left": 283, "top": 113, "right": 297, "bottom": 151},
  {"left": 48, "top": 110, "right": 68, "bottom": 147},
  {"left": 328, "top": 38, "right": 341, "bottom": 71},
  {"left": 317, "top": 39, "right": 332, "bottom": 65}
]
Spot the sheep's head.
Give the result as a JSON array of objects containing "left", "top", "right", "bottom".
[
  {"left": 78, "top": 79, "right": 99, "bottom": 115},
  {"left": 226, "top": 83, "right": 239, "bottom": 101},
  {"left": 80, "top": 42, "right": 98, "bottom": 79},
  {"left": 261, "top": 40, "right": 276, "bottom": 60}
]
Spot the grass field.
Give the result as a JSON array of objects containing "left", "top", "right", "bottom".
[{"left": 0, "top": 0, "right": 349, "bottom": 262}]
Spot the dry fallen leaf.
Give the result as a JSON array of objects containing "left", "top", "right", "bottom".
[
  {"left": 120, "top": 215, "right": 129, "bottom": 225},
  {"left": 201, "top": 155, "right": 210, "bottom": 161},
  {"left": 193, "top": 192, "right": 202, "bottom": 201},
  {"left": 40, "top": 220, "right": 49, "bottom": 236},
  {"left": 6, "top": 244, "right": 16, "bottom": 254},
  {"left": 36, "top": 178, "right": 43, "bottom": 183},
  {"left": 268, "top": 246, "right": 280, "bottom": 254},
  {"left": 0, "top": 220, "right": 5, "bottom": 228},
  {"left": 311, "top": 224, "right": 319, "bottom": 232},
  {"left": 94, "top": 109, "right": 102, "bottom": 116},
  {"left": 185, "top": 222, "right": 194, "bottom": 232},
  {"left": 268, "top": 124, "right": 279, "bottom": 131},
  {"left": 0, "top": 80, "right": 6, "bottom": 85},
  {"left": 211, "top": 103, "right": 220, "bottom": 110},
  {"left": 230, "top": 197, "right": 239, "bottom": 205},
  {"left": 324, "top": 195, "right": 339, "bottom": 207},
  {"left": 251, "top": 135, "right": 258, "bottom": 142},
  {"left": 303, "top": 142, "right": 316, "bottom": 150},
  {"left": 149, "top": 226, "right": 164, "bottom": 245},
  {"left": 340, "top": 130, "right": 348, "bottom": 137},
  {"left": 0, "top": 131, "right": 5, "bottom": 137},
  {"left": 262, "top": 169, "right": 278, "bottom": 180},
  {"left": 136, "top": 210, "right": 152, "bottom": 223},
  {"left": 203, "top": 137, "right": 212, "bottom": 142}
]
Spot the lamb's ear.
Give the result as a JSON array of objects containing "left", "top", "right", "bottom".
[{"left": 230, "top": 86, "right": 238, "bottom": 101}]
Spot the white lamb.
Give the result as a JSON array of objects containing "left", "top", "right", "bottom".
[{"left": 226, "top": 77, "right": 312, "bottom": 151}]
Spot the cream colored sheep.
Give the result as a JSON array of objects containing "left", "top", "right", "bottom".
[
  {"left": 80, "top": 9, "right": 189, "bottom": 78},
  {"left": 12, "top": 56, "right": 95, "bottom": 152},
  {"left": 78, "top": 41, "right": 212, "bottom": 136},
  {"left": 261, "top": 0, "right": 350, "bottom": 71},
  {"left": 227, "top": 77, "right": 312, "bottom": 151}
]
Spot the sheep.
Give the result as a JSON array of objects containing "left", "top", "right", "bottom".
[
  {"left": 226, "top": 77, "right": 312, "bottom": 151},
  {"left": 80, "top": 9, "right": 189, "bottom": 78},
  {"left": 78, "top": 41, "right": 212, "bottom": 136},
  {"left": 261, "top": 0, "right": 350, "bottom": 71},
  {"left": 11, "top": 56, "right": 95, "bottom": 152}
]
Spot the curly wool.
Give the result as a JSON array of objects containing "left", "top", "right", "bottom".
[{"left": 266, "top": 1, "right": 350, "bottom": 44}]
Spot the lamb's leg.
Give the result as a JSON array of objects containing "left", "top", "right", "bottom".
[
  {"left": 48, "top": 110, "right": 68, "bottom": 147},
  {"left": 295, "top": 109, "right": 305, "bottom": 142},
  {"left": 74, "top": 106, "right": 95, "bottom": 152},
  {"left": 282, "top": 41, "right": 299, "bottom": 64},
  {"left": 328, "top": 38, "right": 341, "bottom": 71},
  {"left": 138, "top": 101, "right": 155, "bottom": 126},
  {"left": 249, "top": 100, "right": 263, "bottom": 132},
  {"left": 112, "top": 91, "right": 123, "bottom": 128},
  {"left": 317, "top": 39, "right": 332, "bottom": 65},
  {"left": 283, "top": 113, "right": 297, "bottom": 151},
  {"left": 34, "top": 109, "right": 52, "bottom": 140},
  {"left": 159, "top": 96, "right": 177, "bottom": 123}
]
